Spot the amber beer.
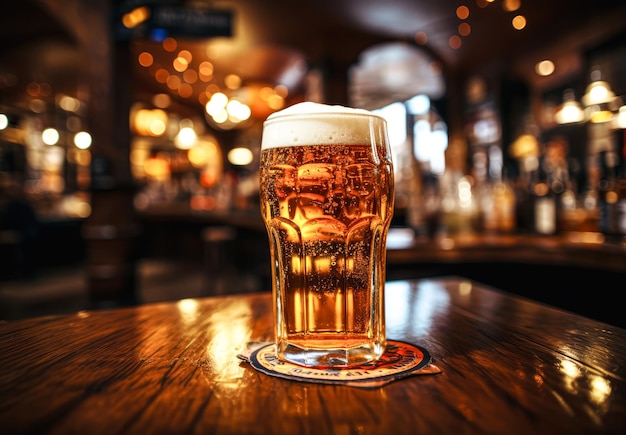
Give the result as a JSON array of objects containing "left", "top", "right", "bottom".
[{"left": 260, "top": 102, "right": 394, "bottom": 367}]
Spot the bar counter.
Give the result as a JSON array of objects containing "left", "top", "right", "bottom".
[
  {"left": 386, "top": 228, "right": 626, "bottom": 273},
  {"left": 1, "top": 277, "right": 625, "bottom": 434},
  {"left": 138, "top": 207, "right": 626, "bottom": 273}
]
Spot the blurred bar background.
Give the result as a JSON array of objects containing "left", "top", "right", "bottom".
[{"left": 1, "top": 0, "right": 625, "bottom": 324}]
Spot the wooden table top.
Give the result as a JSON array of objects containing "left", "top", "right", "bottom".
[{"left": 1, "top": 277, "right": 624, "bottom": 434}]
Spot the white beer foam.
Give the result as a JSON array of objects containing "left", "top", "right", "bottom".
[{"left": 261, "top": 102, "right": 385, "bottom": 149}]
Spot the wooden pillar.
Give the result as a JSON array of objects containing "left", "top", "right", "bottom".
[
  {"left": 43, "top": 0, "right": 140, "bottom": 307},
  {"left": 443, "top": 67, "right": 468, "bottom": 172}
]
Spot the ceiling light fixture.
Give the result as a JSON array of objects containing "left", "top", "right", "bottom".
[
  {"left": 582, "top": 68, "right": 618, "bottom": 123},
  {"left": 554, "top": 89, "right": 584, "bottom": 124}
]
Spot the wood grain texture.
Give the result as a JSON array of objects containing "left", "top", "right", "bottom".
[{"left": 0, "top": 277, "right": 624, "bottom": 434}]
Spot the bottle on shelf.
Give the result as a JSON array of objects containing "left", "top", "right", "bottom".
[
  {"left": 509, "top": 116, "right": 542, "bottom": 234},
  {"left": 533, "top": 179, "right": 557, "bottom": 235},
  {"left": 480, "top": 162, "right": 516, "bottom": 234},
  {"left": 597, "top": 149, "right": 619, "bottom": 235},
  {"left": 538, "top": 135, "right": 578, "bottom": 235}
]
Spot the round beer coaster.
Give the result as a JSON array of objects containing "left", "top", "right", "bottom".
[{"left": 248, "top": 340, "right": 438, "bottom": 388}]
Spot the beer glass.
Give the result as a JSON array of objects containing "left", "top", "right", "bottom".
[{"left": 259, "top": 102, "right": 394, "bottom": 367}]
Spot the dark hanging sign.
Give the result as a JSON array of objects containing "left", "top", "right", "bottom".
[{"left": 149, "top": 6, "right": 233, "bottom": 38}]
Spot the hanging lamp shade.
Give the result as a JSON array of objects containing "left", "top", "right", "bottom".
[
  {"left": 554, "top": 89, "right": 584, "bottom": 124},
  {"left": 582, "top": 68, "right": 617, "bottom": 123}
]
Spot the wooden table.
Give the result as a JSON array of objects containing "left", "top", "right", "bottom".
[{"left": 1, "top": 277, "right": 625, "bottom": 434}]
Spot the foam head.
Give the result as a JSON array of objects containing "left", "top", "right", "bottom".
[{"left": 261, "top": 102, "right": 387, "bottom": 149}]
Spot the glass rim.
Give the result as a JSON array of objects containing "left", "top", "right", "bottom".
[{"left": 263, "top": 109, "right": 387, "bottom": 126}]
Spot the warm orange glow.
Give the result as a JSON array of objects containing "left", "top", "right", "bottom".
[
  {"left": 456, "top": 6, "right": 470, "bottom": 20},
  {"left": 132, "top": 108, "right": 168, "bottom": 137},
  {"left": 152, "top": 93, "right": 171, "bottom": 108},
  {"left": 512, "top": 15, "right": 526, "bottom": 30},
  {"left": 259, "top": 87, "right": 273, "bottom": 101},
  {"left": 173, "top": 57, "right": 188, "bottom": 72},
  {"left": 198, "top": 92, "right": 209, "bottom": 106},
  {"left": 188, "top": 139, "right": 220, "bottom": 168},
  {"left": 199, "top": 61, "right": 214, "bottom": 81},
  {"left": 130, "top": 148, "right": 149, "bottom": 167},
  {"left": 188, "top": 146, "right": 209, "bottom": 167},
  {"left": 534, "top": 182, "right": 549, "bottom": 196},
  {"left": 205, "top": 84, "right": 220, "bottom": 95},
  {"left": 200, "top": 169, "right": 219, "bottom": 188},
  {"left": 155, "top": 68, "right": 169, "bottom": 84},
  {"left": 144, "top": 157, "right": 170, "bottom": 181},
  {"left": 122, "top": 7, "right": 150, "bottom": 29},
  {"left": 510, "top": 134, "right": 539, "bottom": 159},
  {"left": 190, "top": 194, "right": 217, "bottom": 211},
  {"left": 225, "top": 74, "right": 242, "bottom": 90},
  {"left": 183, "top": 69, "right": 198, "bottom": 84},
  {"left": 166, "top": 75, "right": 181, "bottom": 90},
  {"left": 178, "top": 83, "right": 193, "bottom": 98},
  {"left": 162, "top": 37, "right": 177, "bottom": 52},
  {"left": 26, "top": 82, "right": 40, "bottom": 97},
  {"left": 268, "top": 94, "right": 284, "bottom": 110},
  {"left": 178, "top": 50, "right": 192, "bottom": 63},
  {"left": 26, "top": 82, "right": 52, "bottom": 97},
  {"left": 588, "top": 109, "right": 614, "bottom": 124},
  {"left": 449, "top": 35, "right": 462, "bottom": 49},
  {"left": 274, "top": 84, "right": 289, "bottom": 98},
  {"left": 138, "top": 52, "right": 153, "bottom": 68},
  {"left": 458, "top": 22, "right": 471, "bottom": 36},
  {"left": 503, "top": 0, "right": 521, "bottom": 12}
]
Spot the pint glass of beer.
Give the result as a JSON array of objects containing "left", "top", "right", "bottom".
[{"left": 259, "top": 102, "right": 394, "bottom": 367}]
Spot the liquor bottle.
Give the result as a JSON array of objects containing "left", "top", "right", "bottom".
[
  {"left": 481, "top": 167, "right": 516, "bottom": 234},
  {"left": 542, "top": 135, "right": 575, "bottom": 234},
  {"left": 533, "top": 179, "right": 557, "bottom": 235},
  {"left": 597, "top": 149, "right": 619, "bottom": 235},
  {"left": 510, "top": 120, "right": 541, "bottom": 233},
  {"left": 528, "top": 145, "right": 556, "bottom": 235}
]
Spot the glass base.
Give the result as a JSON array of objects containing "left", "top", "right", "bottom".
[{"left": 277, "top": 341, "right": 386, "bottom": 368}]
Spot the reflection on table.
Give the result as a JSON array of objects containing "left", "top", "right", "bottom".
[{"left": 0, "top": 277, "right": 624, "bottom": 434}]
